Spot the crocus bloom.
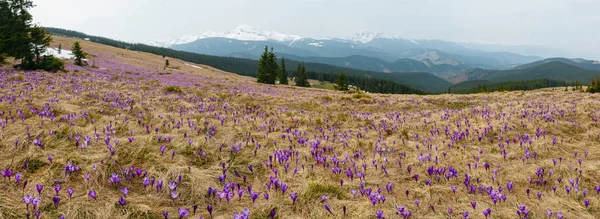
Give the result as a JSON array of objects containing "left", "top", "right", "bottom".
[
  {"left": 52, "top": 196, "right": 61, "bottom": 208},
  {"left": 36, "top": 184, "right": 43, "bottom": 195},
  {"left": 290, "top": 193, "right": 298, "bottom": 205},
  {"left": 121, "top": 187, "right": 129, "bottom": 197},
  {"left": 118, "top": 197, "right": 126, "bottom": 207},
  {"left": 88, "top": 190, "right": 97, "bottom": 201},
  {"left": 207, "top": 205, "right": 213, "bottom": 218},
  {"left": 376, "top": 210, "right": 384, "bottom": 219},
  {"left": 67, "top": 188, "right": 74, "bottom": 199},
  {"left": 54, "top": 184, "right": 61, "bottom": 195},
  {"left": 178, "top": 208, "right": 189, "bottom": 218},
  {"left": 324, "top": 204, "right": 333, "bottom": 215}
]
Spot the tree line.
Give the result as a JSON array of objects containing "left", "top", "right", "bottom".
[{"left": 451, "top": 79, "right": 573, "bottom": 94}]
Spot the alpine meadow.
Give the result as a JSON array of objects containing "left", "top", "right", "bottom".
[{"left": 2, "top": 0, "right": 600, "bottom": 219}]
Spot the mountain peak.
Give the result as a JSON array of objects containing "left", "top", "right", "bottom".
[
  {"left": 349, "top": 30, "right": 414, "bottom": 44},
  {"left": 233, "top": 25, "right": 260, "bottom": 33}
]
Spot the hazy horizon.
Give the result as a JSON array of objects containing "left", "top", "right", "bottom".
[{"left": 31, "top": 0, "right": 600, "bottom": 59}]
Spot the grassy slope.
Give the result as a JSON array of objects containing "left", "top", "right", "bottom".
[{"left": 0, "top": 36, "right": 599, "bottom": 219}]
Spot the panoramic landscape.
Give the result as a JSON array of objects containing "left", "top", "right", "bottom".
[{"left": 2, "top": 0, "right": 600, "bottom": 218}]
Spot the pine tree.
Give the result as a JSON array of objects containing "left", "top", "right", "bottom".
[
  {"left": 256, "top": 46, "right": 270, "bottom": 84},
  {"left": 58, "top": 44, "right": 62, "bottom": 54},
  {"left": 335, "top": 72, "right": 349, "bottom": 91},
  {"left": 72, "top": 41, "right": 86, "bottom": 66},
  {"left": 165, "top": 59, "right": 169, "bottom": 67},
  {"left": 266, "top": 47, "right": 278, "bottom": 84},
  {"left": 278, "top": 58, "right": 288, "bottom": 85},
  {"left": 295, "top": 63, "right": 309, "bottom": 87}
]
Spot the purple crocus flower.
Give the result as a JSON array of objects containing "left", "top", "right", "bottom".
[
  {"left": 88, "top": 190, "right": 97, "bottom": 201},
  {"left": 584, "top": 199, "right": 590, "bottom": 208},
  {"left": 163, "top": 211, "right": 168, "bottom": 219},
  {"left": 270, "top": 208, "right": 276, "bottom": 219},
  {"left": 290, "top": 192, "right": 298, "bottom": 205},
  {"left": 376, "top": 210, "right": 384, "bottom": 219},
  {"left": 324, "top": 204, "right": 333, "bottom": 215},
  {"left": 121, "top": 187, "right": 129, "bottom": 197},
  {"left": 67, "top": 188, "right": 74, "bottom": 199},
  {"left": 171, "top": 191, "right": 179, "bottom": 201},
  {"left": 36, "top": 184, "right": 43, "bottom": 195},
  {"left": 483, "top": 208, "right": 491, "bottom": 218},
  {"left": 54, "top": 184, "right": 61, "bottom": 195},
  {"left": 118, "top": 197, "right": 126, "bottom": 207},
  {"left": 178, "top": 208, "right": 189, "bottom": 218},
  {"left": 207, "top": 205, "right": 213, "bottom": 218},
  {"left": 52, "top": 196, "right": 61, "bottom": 208}
]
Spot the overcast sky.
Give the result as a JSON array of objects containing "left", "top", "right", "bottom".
[{"left": 32, "top": 0, "right": 600, "bottom": 59}]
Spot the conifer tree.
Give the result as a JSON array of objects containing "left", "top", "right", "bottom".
[
  {"left": 0, "top": 0, "right": 57, "bottom": 70},
  {"left": 295, "top": 63, "right": 309, "bottom": 87},
  {"left": 278, "top": 58, "right": 288, "bottom": 85},
  {"left": 165, "top": 59, "right": 169, "bottom": 67},
  {"left": 266, "top": 47, "right": 278, "bottom": 84},
  {"left": 72, "top": 41, "right": 86, "bottom": 66},
  {"left": 58, "top": 44, "right": 62, "bottom": 54},
  {"left": 335, "top": 72, "right": 349, "bottom": 91},
  {"left": 256, "top": 46, "right": 270, "bottom": 84}
]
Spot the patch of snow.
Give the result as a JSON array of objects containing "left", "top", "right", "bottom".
[
  {"left": 44, "top": 47, "right": 73, "bottom": 59},
  {"left": 593, "top": 61, "right": 600, "bottom": 64},
  {"left": 184, "top": 63, "right": 203, "bottom": 69},
  {"left": 308, "top": 42, "right": 324, "bottom": 47}
]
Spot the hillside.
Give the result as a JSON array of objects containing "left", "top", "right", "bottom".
[
  {"left": 1, "top": 35, "right": 599, "bottom": 219},
  {"left": 457, "top": 62, "right": 600, "bottom": 84},
  {"left": 487, "top": 62, "right": 600, "bottom": 83},
  {"left": 515, "top": 57, "right": 600, "bottom": 71}
]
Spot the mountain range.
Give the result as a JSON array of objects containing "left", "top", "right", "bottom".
[
  {"left": 150, "top": 25, "right": 547, "bottom": 77},
  {"left": 46, "top": 27, "right": 600, "bottom": 95}
]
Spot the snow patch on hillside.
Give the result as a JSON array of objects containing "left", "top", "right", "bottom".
[
  {"left": 308, "top": 42, "right": 324, "bottom": 47},
  {"left": 185, "top": 63, "right": 202, "bottom": 69},
  {"left": 44, "top": 47, "right": 73, "bottom": 59}
]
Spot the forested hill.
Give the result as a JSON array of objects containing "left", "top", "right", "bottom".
[{"left": 44, "top": 27, "right": 450, "bottom": 94}]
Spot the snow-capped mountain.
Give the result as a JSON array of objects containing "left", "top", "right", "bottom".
[
  {"left": 147, "top": 25, "right": 303, "bottom": 47},
  {"left": 160, "top": 25, "right": 547, "bottom": 74}
]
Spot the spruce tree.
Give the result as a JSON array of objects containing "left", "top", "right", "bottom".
[
  {"left": 335, "top": 72, "right": 349, "bottom": 91},
  {"left": 256, "top": 46, "right": 269, "bottom": 84},
  {"left": 58, "top": 44, "right": 62, "bottom": 54},
  {"left": 266, "top": 47, "right": 278, "bottom": 84},
  {"left": 165, "top": 59, "right": 169, "bottom": 67},
  {"left": 0, "top": 0, "right": 57, "bottom": 70},
  {"left": 72, "top": 41, "right": 86, "bottom": 66},
  {"left": 278, "top": 58, "right": 288, "bottom": 85},
  {"left": 295, "top": 63, "right": 309, "bottom": 87}
]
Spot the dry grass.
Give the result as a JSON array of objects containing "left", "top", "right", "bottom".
[{"left": 0, "top": 37, "right": 599, "bottom": 219}]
